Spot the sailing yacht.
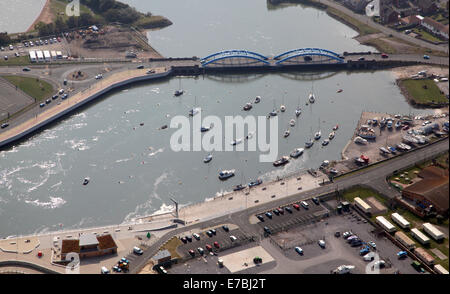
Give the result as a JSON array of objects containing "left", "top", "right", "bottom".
[
  {"left": 189, "top": 96, "right": 200, "bottom": 116},
  {"left": 314, "top": 118, "right": 321, "bottom": 140},
  {"left": 174, "top": 78, "right": 184, "bottom": 96}
]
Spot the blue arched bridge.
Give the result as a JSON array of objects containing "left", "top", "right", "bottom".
[
  {"left": 200, "top": 48, "right": 345, "bottom": 68},
  {"left": 200, "top": 50, "right": 270, "bottom": 67}
]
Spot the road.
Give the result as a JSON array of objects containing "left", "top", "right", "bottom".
[
  {"left": 127, "top": 137, "right": 448, "bottom": 273},
  {"left": 317, "top": 0, "right": 449, "bottom": 54}
]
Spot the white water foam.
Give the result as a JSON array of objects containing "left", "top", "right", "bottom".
[{"left": 24, "top": 196, "right": 66, "bottom": 209}]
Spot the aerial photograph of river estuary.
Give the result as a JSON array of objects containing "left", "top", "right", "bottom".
[{"left": 0, "top": 0, "right": 449, "bottom": 279}]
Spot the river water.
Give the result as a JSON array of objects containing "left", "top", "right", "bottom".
[
  {"left": 0, "top": 0, "right": 46, "bottom": 34},
  {"left": 0, "top": 0, "right": 429, "bottom": 237}
]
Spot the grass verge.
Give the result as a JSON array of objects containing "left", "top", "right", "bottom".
[
  {"left": 399, "top": 79, "right": 448, "bottom": 105},
  {"left": 160, "top": 237, "right": 182, "bottom": 259},
  {"left": 1, "top": 75, "right": 54, "bottom": 101}
]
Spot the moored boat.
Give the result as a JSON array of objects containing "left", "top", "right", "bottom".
[
  {"left": 219, "top": 170, "right": 235, "bottom": 180},
  {"left": 83, "top": 177, "right": 90, "bottom": 185},
  {"left": 204, "top": 154, "right": 213, "bottom": 163},
  {"left": 254, "top": 96, "right": 261, "bottom": 103},
  {"left": 284, "top": 130, "right": 290, "bottom": 138},
  {"left": 273, "top": 156, "right": 290, "bottom": 167},
  {"left": 322, "top": 139, "right": 329, "bottom": 146},
  {"left": 248, "top": 179, "right": 263, "bottom": 187},
  {"left": 243, "top": 103, "right": 253, "bottom": 111},
  {"left": 314, "top": 130, "right": 321, "bottom": 140},
  {"left": 290, "top": 119, "right": 296, "bottom": 126},
  {"left": 189, "top": 107, "right": 201, "bottom": 116},
  {"left": 233, "top": 184, "right": 245, "bottom": 191},
  {"left": 290, "top": 148, "right": 304, "bottom": 158},
  {"left": 329, "top": 131, "right": 335, "bottom": 140},
  {"left": 305, "top": 139, "right": 314, "bottom": 148}
]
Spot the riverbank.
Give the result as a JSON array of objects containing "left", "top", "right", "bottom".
[
  {"left": 0, "top": 67, "right": 171, "bottom": 149},
  {"left": 26, "top": 0, "right": 52, "bottom": 32}
]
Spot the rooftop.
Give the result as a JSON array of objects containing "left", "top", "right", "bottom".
[{"left": 96, "top": 234, "right": 117, "bottom": 250}]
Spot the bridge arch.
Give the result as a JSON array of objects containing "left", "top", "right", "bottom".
[
  {"left": 201, "top": 50, "right": 270, "bottom": 67},
  {"left": 274, "top": 48, "right": 344, "bottom": 65}
]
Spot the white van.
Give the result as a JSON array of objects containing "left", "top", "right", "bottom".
[
  {"left": 230, "top": 235, "right": 237, "bottom": 242},
  {"left": 101, "top": 266, "right": 110, "bottom": 274}
]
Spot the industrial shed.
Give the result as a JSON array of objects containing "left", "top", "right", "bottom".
[{"left": 402, "top": 167, "right": 449, "bottom": 217}]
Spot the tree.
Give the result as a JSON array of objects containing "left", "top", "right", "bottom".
[{"left": 0, "top": 32, "right": 11, "bottom": 47}]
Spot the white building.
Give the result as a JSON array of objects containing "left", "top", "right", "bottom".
[
  {"left": 29, "top": 50, "right": 36, "bottom": 63},
  {"left": 376, "top": 216, "right": 396, "bottom": 233},
  {"left": 354, "top": 197, "right": 371, "bottom": 214},
  {"left": 423, "top": 223, "right": 445, "bottom": 241},
  {"left": 51, "top": 51, "right": 57, "bottom": 60},
  {"left": 36, "top": 50, "right": 44, "bottom": 62},
  {"left": 391, "top": 213, "right": 410, "bottom": 229},
  {"left": 43, "top": 50, "right": 51, "bottom": 62},
  {"left": 411, "top": 228, "right": 430, "bottom": 245}
]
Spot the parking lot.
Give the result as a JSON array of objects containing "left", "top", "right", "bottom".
[
  {"left": 176, "top": 227, "right": 252, "bottom": 259},
  {"left": 255, "top": 198, "right": 328, "bottom": 234},
  {"left": 261, "top": 202, "right": 420, "bottom": 274}
]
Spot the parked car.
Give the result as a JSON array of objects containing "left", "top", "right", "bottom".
[
  {"left": 133, "top": 246, "right": 143, "bottom": 255},
  {"left": 214, "top": 241, "right": 220, "bottom": 249},
  {"left": 206, "top": 230, "right": 213, "bottom": 237},
  {"left": 101, "top": 266, "right": 110, "bottom": 274},
  {"left": 358, "top": 57, "right": 365, "bottom": 61},
  {"left": 381, "top": 53, "right": 389, "bottom": 58},
  {"left": 373, "top": 260, "right": 386, "bottom": 269},
  {"left": 360, "top": 246, "right": 370, "bottom": 256},
  {"left": 265, "top": 212, "right": 273, "bottom": 219},
  {"left": 278, "top": 208, "right": 284, "bottom": 215},
  {"left": 197, "top": 247, "right": 204, "bottom": 255},
  {"left": 273, "top": 209, "right": 280, "bottom": 216},
  {"left": 312, "top": 197, "right": 319, "bottom": 205},
  {"left": 39, "top": 103, "right": 45, "bottom": 108},
  {"left": 368, "top": 241, "right": 376, "bottom": 250},
  {"left": 343, "top": 231, "right": 352, "bottom": 239},
  {"left": 205, "top": 244, "right": 212, "bottom": 251},
  {"left": 211, "top": 229, "right": 216, "bottom": 235},
  {"left": 23, "top": 67, "right": 31, "bottom": 71},
  {"left": 112, "top": 265, "right": 122, "bottom": 272},
  {"left": 257, "top": 215, "right": 264, "bottom": 222},
  {"left": 295, "top": 247, "right": 303, "bottom": 255},
  {"left": 230, "top": 235, "right": 237, "bottom": 242},
  {"left": 188, "top": 249, "right": 195, "bottom": 257},
  {"left": 301, "top": 201, "right": 309, "bottom": 209},
  {"left": 193, "top": 233, "right": 200, "bottom": 240},
  {"left": 293, "top": 204, "right": 300, "bottom": 210},
  {"left": 180, "top": 236, "right": 187, "bottom": 243},
  {"left": 1, "top": 123, "right": 9, "bottom": 129},
  {"left": 263, "top": 226, "right": 271, "bottom": 235},
  {"left": 137, "top": 65, "right": 145, "bottom": 69},
  {"left": 397, "top": 251, "right": 407, "bottom": 259},
  {"left": 222, "top": 225, "right": 229, "bottom": 232},
  {"left": 334, "top": 231, "right": 341, "bottom": 238},
  {"left": 423, "top": 55, "right": 430, "bottom": 60},
  {"left": 318, "top": 240, "right": 326, "bottom": 248},
  {"left": 285, "top": 206, "right": 293, "bottom": 213},
  {"left": 363, "top": 252, "right": 376, "bottom": 261},
  {"left": 45, "top": 99, "right": 51, "bottom": 104}
]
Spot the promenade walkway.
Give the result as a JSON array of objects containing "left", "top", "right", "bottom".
[{"left": 0, "top": 67, "right": 169, "bottom": 147}]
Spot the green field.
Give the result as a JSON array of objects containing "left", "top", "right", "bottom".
[
  {"left": 1, "top": 75, "right": 54, "bottom": 101},
  {"left": 326, "top": 7, "right": 379, "bottom": 36},
  {"left": 400, "top": 79, "right": 448, "bottom": 105},
  {"left": 412, "top": 28, "right": 446, "bottom": 43},
  {"left": 0, "top": 56, "right": 31, "bottom": 66}
]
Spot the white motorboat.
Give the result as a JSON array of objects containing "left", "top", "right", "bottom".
[
  {"left": 218, "top": 170, "right": 235, "bottom": 180},
  {"left": 354, "top": 136, "right": 368, "bottom": 145},
  {"left": 290, "top": 148, "right": 304, "bottom": 158},
  {"left": 290, "top": 119, "right": 296, "bottom": 126},
  {"left": 280, "top": 105, "right": 286, "bottom": 112},
  {"left": 314, "top": 130, "right": 321, "bottom": 140},
  {"left": 284, "top": 130, "right": 290, "bottom": 138},
  {"left": 329, "top": 131, "right": 335, "bottom": 140}
]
